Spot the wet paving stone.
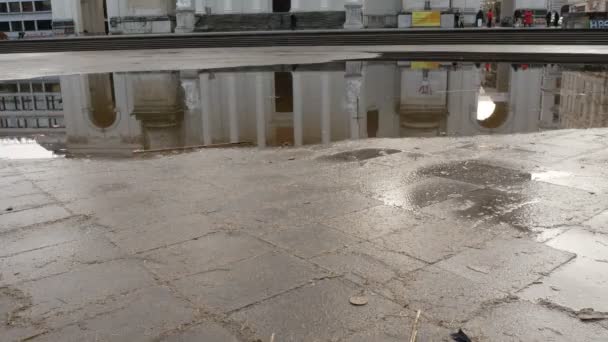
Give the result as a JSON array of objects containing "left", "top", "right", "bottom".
[
  {"left": 464, "top": 301, "right": 608, "bottom": 342},
  {"left": 230, "top": 278, "right": 403, "bottom": 342},
  {"left": 140, "top": 231, "right": 272, "bottom": 281},
  {"left": 435, "top": 237, "right": 575, "bottom": 293},
  {"left": 585, "top": 210, "right": 608, "bottom": 234},
  {"left": 172, "top": 251, "right": 324, "bottom": 313},
  {"left": 384, "top": 266, "right": 507, "bottom": 326},
  {"left": 263, "top": 223, "right": 361, "bottom": 259},
  {"left": 341, "top": 313, "right": 451, "bottom": 342},
  {"left": 159, "top": 322, "right": 241, "bottom": 342},
  {"left": 0, "top": 193, "right": 54, "bottom": 215},
  {"left": 418, "top": 160, "right": 531, "bottom": 188},
  {"left": 320, "top": 148, "right": 402, "bottom": 162},
  {"left": 1, "top": 205, "right": 72, "bottom": 232}
]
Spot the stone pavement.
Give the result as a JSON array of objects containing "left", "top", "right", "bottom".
[{"left": 1, "top": 128, "right": 608, "bottom": 342}]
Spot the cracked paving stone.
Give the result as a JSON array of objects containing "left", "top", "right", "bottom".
[
  {"left": 0, "top": 286, "right": 45, "bottom": 342},
  {"left": 29, "top": 286, "right": 195, "bottom": 342},
  {"left": 106, "top": 213, "right": 222, "bottom": 254},
  {"left": 341, "top": 313, "right": 451, "bottom": 342},
  {"left": 0, "top": 235, "right": 123, "bottom": 286},
  {"left": 372, "top": 217, "right": 500, "bottom": 263},
  {"left": 159, "top": 322, "right": 240, "bottom": 342},
  {"left": 19, "top": 259, "right": 156, "bottom": 329},
  {"left": 464, "top": 301, "right": 608, "bottom": 342},
  {"left": 384, "top": 266, "right": 507, "bottom": 326},
  {"left": 310, "top": 241, "right": 425, "bottom": 286},
  {"left": 1, "top": 205, "right": 72, "bottom": 233},
  {"left": 171, "top": 251, "right": 325, "bottom": 313},
  {"left": 585, "top": 210, "right": 608, "bottom": 234},
  {"left": 0, "top": 193, "right": 54, "bottom": 215},
  {"left": 0, "top": 216, "right": 100, "bottom": 258},
  {"left": 434, "top": 237, "right": 575, "bottom": 293},
  {"left": 230, "top": 278, "right": 403, "bottom": 342},
  {"left": 323, "top": 205, "right": 427, "bottom": 240},
  {"left": 262, "top": 223, "right": 361, "bottom": 259},
  {"left": 140, "top": 231, "right": 272, "bottom": 281}
]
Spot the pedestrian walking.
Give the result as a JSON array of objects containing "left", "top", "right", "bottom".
[
  {"left": 487, "top": 9, "right": 494, "bottom": 27},
  {"left": 553, "top": 11, "right": 560, "bottom": 27},
  {"left": 514, "top": 9, "right": 522, "bottom": 27},
  {"left": 476, "top": 10, "right": 484, "bottom": 27},
  {"left": 546, "top": 12, "right": 552, "bottom": 27},
  {"left": 524, "top": 9, "right": 533, "bottom": 27}
]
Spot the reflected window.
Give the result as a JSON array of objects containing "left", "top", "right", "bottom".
[
  {"left": 9, "top": 2, "right": 20, "bottom": 12},
  {"left": 11, "top": 21, "right": 23, "bottom": 32},
  {"left": 37, "top": 20, "right": 52, "bottom": 30},
  {"left": 24, "top": 21, "right": 36, "bottom": 31},
  {"left": 0, "top": 3, "right": 7, "bottom": 13},
  {"left": 274, "top": 72, "right": 293, "bottom": 113},
  {"left": 44, "top": 82, "right": 60, "bottom": 93},
  {"left": 0, "top": 22, "right": 9, "bottom": 31},
  {"left": 273, "top": 0, "right": 291, "bottom": 12},
  {"left": 22, "top": 2, "right": 34, "bottom": 12},
  {"left": 367, "top": 110, "right": 379, "bottom": 138},
  {"left": 34, "top": 0, "right": 51, "bottom": 11}
]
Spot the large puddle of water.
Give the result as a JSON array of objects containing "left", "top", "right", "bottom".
[{"left": 0, "top": 59, "right": 607, "bottom": 158}]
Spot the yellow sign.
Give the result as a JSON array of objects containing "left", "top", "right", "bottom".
[
  {"left": 412, "top": 11, "right": 441, "bottom": 27},
  {"left": 411, "top": 62, "right": 441, "bottom": 70}
]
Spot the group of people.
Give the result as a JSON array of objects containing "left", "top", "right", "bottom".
[
  {"left": 476, "top": 9, "right": 497, "bottom": 27},
  {"left": 472, "top": 9, "right": 560, "bottom": 28},
  {"left": 544, "top": 11, "right": 561, "bottom": 27},
  {"left": 513, "top": 9, "right": 535, "bottom": 27}
]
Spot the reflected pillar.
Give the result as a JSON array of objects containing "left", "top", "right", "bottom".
[
  {"left": 255, "top": 73, "right": 267, "bottom": 147},
  {"left": 180, "top": 70, "right": 201, "bottom": 144},
  {"left": 200, "top": 73, "right": 213, "bottom": 145},
  {"left": 176, "top": 0, "right": 196, "bottom": 33},
  {"left": 345, "top": 61, "right": 364, "bottom": 139},
  {"left": 227, "top": 74, "right": 239, "bottom": 143},
  {"left": 224, "top": 0, "right": 233, "bottom": 13},
  {"left": 321, "top": 73, "right": 331, "bottom": 144},
  {"left": 292, "top": 72, "right": 304, "bottom": 146}
]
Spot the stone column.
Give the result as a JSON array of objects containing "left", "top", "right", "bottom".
[
  {"left": 321, "top": 0, "right": 330, "bottom": 10},
  {"left": 180, "top": 70, "right": 202, "bottom": 144},
  {"left": 345, "top": 61, "right": 364, "bottom": 139},
  {"left": 344, "top": 2, "right": 364, "bottom": 29},
  {"left": 292, "top": 72, "right": 304, "bottom": 147},
  {"left": 176, "top": 0, "right": 196, "bottom": 33},
  {"left": 255, "top": 73, "right": 267, "bottom": 147},
  {"left": 292, "top": 0, "right": 301, "bottom": 11},
  {"left": 224, "top": 0, "right": 233, "bottom": 13},
  {"left": 252, "top": 0, "right": 263, "bottom": 13},
  {"left": 321, "top": 73, "right": 331, "bottom": 144}
]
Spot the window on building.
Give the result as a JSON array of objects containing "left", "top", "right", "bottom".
[
  {"left": 34, "top": 0, "right": 51, "bottom": 11},
  {"left": 0, "top": 83, "right": 18, "bottom": 93},
  {"left": 0, "top": 3, "right": 7, "bottom": 13},
  {"left": 0, "top": 22, "right": 10, "bottom": 32},
  {"left": 273, "top": 0, "right": 291, "bottom": 13},
  {"left": 24, "top": 21, "right": 36, "bottom": 31},
  {"left": 22, "top": 2, "right": 34, "bottom": 12},
  {"left": 9, "top": 2, "right": 21, "bottom": 12},
  {"left": 274, "top": 72, "right": 293, "bottom": 113},
  {"left": 44, "top": 82, "right": 61, "bottom": 93},
  {"left": 31, "top": 83, "right": 43, "bottom": 92},
  {"left": 11, "top": 21, "right": 23, "bottom": 32},
  {"left": 36, "top": 20, "right": 52, "bottom": 30}
]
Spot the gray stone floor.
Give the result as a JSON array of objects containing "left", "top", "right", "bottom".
[{"left": 1, "top": 128, "right": 608, "bottom": 341}]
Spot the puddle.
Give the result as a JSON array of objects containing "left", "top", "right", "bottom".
[
  {"left": 0, "top": 60, "right": 607, "bottom": 158},
  {"left": 0, "top": 138, "right": 62, "bottom": 160},
  {"left": 531, "top": 171, "right": 573, "bottom": 182},
  {"left": 321, "top": 148, "right": 401, "bottom": 162}
]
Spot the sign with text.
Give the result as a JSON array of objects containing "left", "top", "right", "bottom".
[
  {"left": 590, "top": 19, "right": 608, "bottom": 29},
  {"left": 412, "top": 11, "right": 441, "bottom": 27}
]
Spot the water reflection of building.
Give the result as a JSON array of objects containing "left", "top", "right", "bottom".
[{"left": 560, "top": 71, "right": 608, "bottom": 128}]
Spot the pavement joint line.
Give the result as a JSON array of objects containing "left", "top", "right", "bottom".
[
  {"left": 0, "top": 214, "right": 84, "bottom": 237},
  {"left": 0, "top": 201, "right": 59, "bottom": 217}
]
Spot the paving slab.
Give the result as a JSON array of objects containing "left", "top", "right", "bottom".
[
  {"left": 584, "top": 210, "right": 608, "bottom": 234},
  {"left": 19, "top": 259, "right": 156, "bottom": 328},
  {"left": 311, "top": 241, "right": 425, "bottom": 285},
  {"left": 1, "top": 180, "right": 40, "bottom": 199},
  {"left": 435, "top": 237, "right": 575, "bottom": 293},
  {"left": 280, "top": 190, "right": 383, "bottom": 221},
  {"left": 230, "top": 278, "right": 403, "bottom": 342},
  {"left": 546, "top": 228, "right": 608, "bottom": 260},
  {"left": 106, "top": 213, "right": 222, "bottom": 254},
  {"left": 0, "top": 286, "right": 46, "bottom": 342},
  {"left": 373, "top": 217, "right": 500, "bottom": 263},
  {"left": 383, "top": 266, "right": 507, "bottom": 326},
  {"left": 140, "top": 231, "right": 272, "bottom": 281},
  {"left": 0, "top": 193, "right": 54, "bottom": 215},
  {"left": 341, "top": 313, "right": 451, "bottom": 342},
  {"left": 464, "top": 301, "right": 608, "bottom": 342},
  {"left": 0, "top": 216, "right": 100, "bottom": 257},
  {"left": 0, "top": 235, "right": 122, "bottom": 286},
  {"left": 30, "top": 286, "right": 195, "bottom": 342},
  {"left": 1, "top": 205, "right": 72, "bottom": 232},
  {"left": 262, "top": 223, "right": 361, "bottom": 259},
  {"left": 520, "top": 257, "right": 608, "bottom": 312},
  {"left": 159, "top": 322, "right": 241, "bottom": 342},
  {"left": 323, "top": 205, "right": 427, "bottom": 240},
  {"left": 172, "top": 251, "right": 324, "bottom": 313}
]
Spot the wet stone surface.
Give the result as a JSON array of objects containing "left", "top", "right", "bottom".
[{"left": 1, "top": 128, "right": 608, "bottom": 341}]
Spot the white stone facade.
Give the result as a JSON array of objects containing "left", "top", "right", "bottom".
[{"left": 0, "top": 0, "right": 53, "bottom": 39}]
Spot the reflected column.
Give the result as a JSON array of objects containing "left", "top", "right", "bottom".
[
  {"left": 226, "top": 74, "right": 239, "bottom": 143},
  {"left": 180, "top": 70, "right": 201, "bottom": 145},
  {"left": 199, "top": 72, "right": 213, "bottom": 145},
  {"left": 292, "top": 72, "right": 304, "bottom": 147},
  {"left": 345, "top": 61, "right": 364, "bottom": 140},
  {"left": 321, "top": 72, "right": 331, "bottom": 144},
  {"left": 255, "top": 72, "right": 267, "bottom": 147}
]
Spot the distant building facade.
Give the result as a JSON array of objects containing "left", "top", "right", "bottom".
[{"left": 0, "top": 0, "right": 53, "bottom": 39}]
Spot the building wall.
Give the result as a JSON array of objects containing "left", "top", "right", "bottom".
[
  {"left": 1, "top": 0, "right": 53, "bottom": 39},
  {"left": 107, "top": 0, "right": 175, "bottom": 34},
  {"left": 560, "top": 71, "right": 608, "bottom": 128}
]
